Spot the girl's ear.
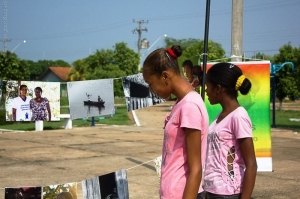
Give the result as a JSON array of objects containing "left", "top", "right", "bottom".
[
  {"left": 161, "top": 71, "right": 169, "bottom": 79},
  {"left": 216, "top": 84, "right": 223, "bottom": 94}
]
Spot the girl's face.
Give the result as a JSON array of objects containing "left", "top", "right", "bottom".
[
  {"left": 34, "top": 89, "right": 42, "bottom": 98},
  {"left": 143, "top": 70, "right": 171, "bottom": 99},
  {"left": 205, "top": 81, "right": 219, "bottom": 105}
]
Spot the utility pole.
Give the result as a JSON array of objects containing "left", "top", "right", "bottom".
[
  {"left": 1, "top": 0, "right": 11, "bottom": 51},
  {"left": 132, "top": 19, "right": 148, "bottom": 55},
  {"left": 231, "top": 0, "right": 243, "bottom": 62},
  {"left": 201, "top": 0, "right": 211, "bottom": 100}
]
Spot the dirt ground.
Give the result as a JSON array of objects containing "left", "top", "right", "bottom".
[{"left": 0, "top": 101, "right": 299, "bottom": 199}]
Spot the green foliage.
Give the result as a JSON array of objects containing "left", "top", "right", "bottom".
[
  {"left": 69, "top": 42, "right": 139, "bottom": 97},
  {"left": 251, "top": 52, "right": 274, "bottom": 62},
  {"left": 276, "top": 75, "right": 299, "bottom": 103},
  {"left": 114, "top": 42, "right": 139, "bottom": 74},
  {"left": 69, "top": 59, "right": 88, "bottom": 81},
  {"left": 165, "top": 37, "right": 225, "bottom": 66},
  {"left": 273, "top": 43, "right": 300, "bottom": 103},
  {"left": 274, "top": 43, "right": 299, "bottom": 63},
  {"left": 0, "top": 51, "right": 30, "bottom": 80},
  {"left": 0, "top": 103, "right": 132, "bottom": 130},
  {"left": 24, "top": 59, "right": 70, "bottom": 80}
]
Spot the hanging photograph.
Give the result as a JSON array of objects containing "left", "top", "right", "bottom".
[
  {"left": 81, "top": 169, "right": 129, "bottom": 199},
  {"left": 42, "top": 182, "right": 78, "bottom": 199},
  {"left": 67, "top": 79, "right": 115, "bottom": 120},
  {"left": 122, "top": 73, "right": 164, "bottom": 111},
  {"left": 4, "top": 81, "right": 60, "bottom": 122}
]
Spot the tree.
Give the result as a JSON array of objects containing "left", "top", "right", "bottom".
[
  {"left": 251, "top": 52, "right": 273, "bottom": 61},
  {"left": 24, "top": 59, "right": 71, "bottom": 80},
  {"left": 69, "top": 42, "right": 139, "bottom": 97},
  {"left": 275, "top": 73, "right": 299, "bottom": 109},
  {"left": 273, "top": 43, "right": 300, "bottom": 107},
  {"left": 0, "top": 51, "right": 30, "bottom": 80},
  {"left": 165, "top": 37, "right": 225, "bottom": 66},
  {"left": 114, "top": 42, "right": 139, "bottom": 74},
  {"left": 69, "top": 59, "right": 88, "bottom": 81}
]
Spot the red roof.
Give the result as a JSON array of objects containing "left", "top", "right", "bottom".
[{"left": 48, "top": 66, "right": 71, "bottom": 81}]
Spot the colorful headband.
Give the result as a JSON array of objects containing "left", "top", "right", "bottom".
[
  {"left": 235, "top": 75, "right": 246, "bottom": 91},
  {"left": 166, "top": 48, "right": 177, "bottom": 59}
]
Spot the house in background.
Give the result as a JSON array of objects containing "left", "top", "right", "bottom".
[
  {"left": 40, "top": 66, "right": 72, "bottom": 97},
  {"left": 41, "top": 66, "right": 71, "bottom": 82}
]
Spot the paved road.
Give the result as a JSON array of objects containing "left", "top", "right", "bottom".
[{"left": 0, "top": 102, "right": 299, "bottom": 199}]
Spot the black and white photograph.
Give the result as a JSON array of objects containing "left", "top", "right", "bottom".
[
  {"left": 122, "top": 73, "right": 164, "bottom": 111},
  {"left": 67, "top": 79, "right": 115, "bottom": 120},
  {"left": 81, "top": 169, "right": 129, "bottom": 199}
]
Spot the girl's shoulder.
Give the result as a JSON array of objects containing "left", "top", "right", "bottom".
[
  {"left": 184, "top": 91, "right": 203, "bottom": 103},
  {"left": 233, "top": 106, "right": 249, "bottom": 118},
  {"left": 221, "top": 107, "right": 251, "bottom": 125}
]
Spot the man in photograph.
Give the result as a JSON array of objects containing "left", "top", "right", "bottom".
[{"left": 12, "top": 84, "right": 32, "bottom": 121}]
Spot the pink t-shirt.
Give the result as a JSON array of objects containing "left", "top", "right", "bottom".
[
  {"left": 160, "top": 91, "right": 209, "bottom": 199},
  {"left": 203, "top": 107, "right": 252, "bottom": 195}
]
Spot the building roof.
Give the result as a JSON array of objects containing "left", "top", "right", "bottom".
[{"left": 48, "top": 66, "right": 71, "bottom": 81}]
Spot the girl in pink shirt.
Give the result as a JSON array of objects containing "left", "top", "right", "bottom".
[
  {"left": 143, "top": 45, "right": 209, "bottom": 199},
  {"left": 204, "top": 62, "right": 257, "bottom": 199}
]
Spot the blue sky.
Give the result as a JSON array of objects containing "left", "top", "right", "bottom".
[{"left": 2, "top": 0, "right": 300, "bottom": 64}]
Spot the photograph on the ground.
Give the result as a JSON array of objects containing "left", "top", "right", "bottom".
[
  {"left": 5, "top": 186, "right": 42, "bottom": 199},
  {"left": 122, "top": 73, "right": 164, "bottom": 111},
  {"left": 4, "top": 81, "right": 60, "bottom": 122},
  {"left": 81, "top": 169, "right": 129, "bottom": 199},
  {"left": 67, "top": 79, "right": 115, "bottom": 120},
  {"left": 42, "top": 182, "right": 78, "bottom": 199}
]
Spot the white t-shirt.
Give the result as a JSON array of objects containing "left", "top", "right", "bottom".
[{"left": 12, "top": 96, "right": 32, "bottom": 121}]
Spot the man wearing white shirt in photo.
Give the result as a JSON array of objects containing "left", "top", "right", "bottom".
[{"left": 12, "top": 84, "right": 32, "bottom": 121}]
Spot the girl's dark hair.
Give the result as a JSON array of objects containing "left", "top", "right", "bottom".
[
  {"left": 143, "top": 45, "right": 182, "bottom": 75},
  {"left": 206, "top": 62, "right": 251, "bottom": 98},
  {"left": 182, "top": 60, "right": 193, "bottom": 70},
  {"left": 35, "top": 86, "right": 43, "bottom": 93},
  {"left": 193, "top": 65, "right": 203, "bottom": 84}
]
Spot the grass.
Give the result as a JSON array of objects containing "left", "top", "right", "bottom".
[
  {"left": 271, "top": 110, "right": 300, "bottom": 131},
  {"left": 1, "top": 97, "right": 299, "bottom": 131},
  {"left": 0, "top": 104, "right": 133, "bottom": 131}
]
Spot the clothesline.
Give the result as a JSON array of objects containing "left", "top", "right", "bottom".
[
  {"left": 56, "top": 56, "right": 270, "bottom": 85},
  {"left": 0, "top": 156, "right": 160, "bottom": 189}
]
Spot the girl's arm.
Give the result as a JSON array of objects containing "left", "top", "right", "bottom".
[
  {"left": 183, "top": 128, "right": 202, "bottom": 199},
  {"left": 239, "top": 137, "right": 257, "bottom": 199}
]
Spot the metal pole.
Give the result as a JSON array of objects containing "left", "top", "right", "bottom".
[
  {"left": 270, "top": 62, "right": 294, "bottom": 128},
  {"left": 91, "top": 116, "right": 95, "bottom": 127},
  {"left": 201, "top": 0, "right": 211, "bottom": 100},
  {"left": 271, "top": 75, "right": 276, "bottom": 128}
]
